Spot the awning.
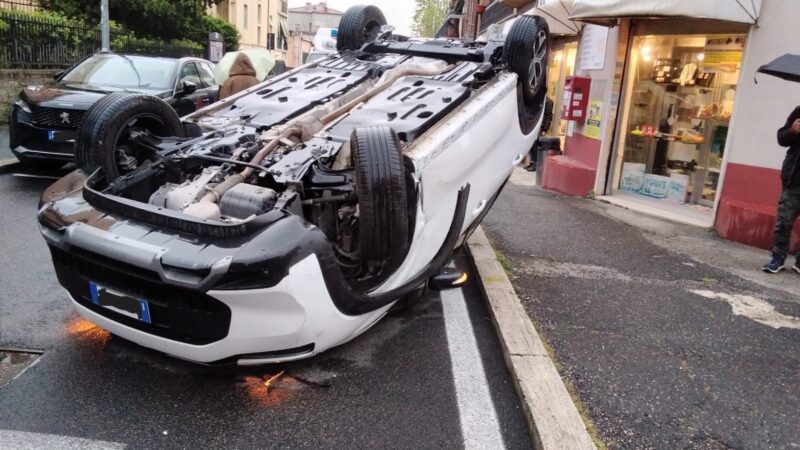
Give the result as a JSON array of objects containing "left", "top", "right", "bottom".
[
  {"left": 534, "top": 0, "right": 581, "bottom": 35},
  {"left": 279, "top": 18, "right": 289, "bottom": 39},
  {"left": 569, "top": 0, "right": 762, "bottom": 25}
]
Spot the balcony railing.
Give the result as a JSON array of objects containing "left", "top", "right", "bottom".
[{"left": 479, "top": 1, "right": 515, "bottom": 34}]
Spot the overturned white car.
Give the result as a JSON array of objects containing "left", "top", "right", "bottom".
[{"left": 38, "top": 6, "right": 551, "bottom": 364}]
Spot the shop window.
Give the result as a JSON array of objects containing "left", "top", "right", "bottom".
[{"left": 617, "top": 34, "right": 745, "bottom": 209}]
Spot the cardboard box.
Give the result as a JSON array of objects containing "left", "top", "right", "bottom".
[
  {"left": 666, "top": 174, "right": 690, "bottom": 203},
  {"left": 642, "top": 174, "right": 670, "bottom": 198},
  {"left": 620, "top": 163, "right": 646, "bottom": 193}
]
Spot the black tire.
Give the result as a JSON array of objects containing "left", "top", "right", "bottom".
[
  {"left": 75, "top": 92, "right": 184, "bottom": 180},
  {"left": 351, "top": 126, "right": 409, "bottom": 272},
  {"left": 337, "top": 5, "right": 387, "bottom": 52},
  {"left": 505, "top": 15, "right": 550, "bottom": 102}
]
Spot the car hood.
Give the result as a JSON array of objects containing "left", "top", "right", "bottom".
[{"left": 21, "top": 83, "right": 170, "bottom": 109}]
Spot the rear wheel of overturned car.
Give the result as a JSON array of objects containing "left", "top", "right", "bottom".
[
  {"left": 337, "top": 5, "right": 387, "bottom": 52},
  {"left": 351, "top": 126, "right": 409, "bottom": 275},
  {"left": 505, "top": 15, "right": 550, "bottom": 133},
  {"left": 75, "top": 92, "right": 184, "bottom": 181}
]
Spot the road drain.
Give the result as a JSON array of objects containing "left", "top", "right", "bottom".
[{"left": 0, "top": 348, "right": 43, "bottom": 388}]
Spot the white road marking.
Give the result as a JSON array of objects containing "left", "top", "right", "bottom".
[
  {"left": 441, "top": 286, "right": 505, "bottom": 449},
  {"left": 0, "top": 430, "right": 125, "bottom": 449},
  {"left": 690, "top": 290, "right": 800, "bottom": 330}
]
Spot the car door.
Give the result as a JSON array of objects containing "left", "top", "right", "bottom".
[
  {"left": 170, "top": 62, "right": 204, "bottom": 117},
  {"left": 196, "top": 61, "right": 220, "bottom": 104}
]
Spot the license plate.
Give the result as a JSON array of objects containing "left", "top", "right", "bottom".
[
  {"left": 88, "top": 282, "right": 152, "bottom": 324},
  {"left": 47, "top": 130, "right": 76, "bottom": 142}
]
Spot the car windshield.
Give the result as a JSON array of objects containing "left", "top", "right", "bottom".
[{"left": 61, "top": 54, "right": 177, "bottom": 90}]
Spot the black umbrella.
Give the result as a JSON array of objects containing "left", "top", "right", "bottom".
[{"left": 757, "top": 54, "right": 800, "bottom": 83}]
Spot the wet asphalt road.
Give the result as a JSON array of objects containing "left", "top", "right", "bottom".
[{"left": 0, "top": 163, "right": 531, "bottom": 449}]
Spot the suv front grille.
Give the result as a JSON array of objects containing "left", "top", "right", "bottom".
[
  {"left": 50, "top": 246, "right": 231, "bottom": 345},
  {"left": 31, "top": 106, "right": 85, "bottom": 129}
]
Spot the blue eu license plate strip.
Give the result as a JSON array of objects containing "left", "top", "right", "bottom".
[
  {"left": 47, "top": 130, "right": 56, "bottom": 141},
  {"left": 89, "top": 282, "right": 152, "bottom": 324}
]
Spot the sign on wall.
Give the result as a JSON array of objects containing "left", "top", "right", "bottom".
[
  {"left": 584, "top": 100, "right": 603, "bottom": 139},
  {"left": 579, "top": 24, "right": 609, "bottom": 71},
  {"left": 208, "top": 32, "right": 224, "bottom": 63},
  {"left": 703, "top": 35, "right": 745, "bottom": 71}
]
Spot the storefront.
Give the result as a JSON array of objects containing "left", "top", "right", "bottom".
[
  {"left": 607, "top": 22, "right": 750, "bottom": 226},
  {"left": 535, "top": 0, "right": 800, "bottom": 251}
]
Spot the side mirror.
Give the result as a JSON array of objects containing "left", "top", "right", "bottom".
[
  {"left": 179, "top": 80, "right": 198, "bottom": 96},
  {"left": 53, "top": 70, "right": 65, "bottom": 80}
]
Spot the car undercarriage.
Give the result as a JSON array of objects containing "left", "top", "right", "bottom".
[{"left": 38, "top": 6, "right": 551, "bottom": 363}]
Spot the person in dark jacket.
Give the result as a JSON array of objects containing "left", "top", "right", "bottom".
[
  {"left": 762, "top": 106, "right": 800, "bottom": 273},
  {"left": 525, "top": 96, "right": 554, "bottom": 172},
  {"left": 219, "top": 53, "right": 260, "bottom": 99}
]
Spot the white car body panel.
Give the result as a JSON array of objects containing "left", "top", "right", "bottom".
[{"left": 70, "top": 255, "right": 391, "bottom": 364}]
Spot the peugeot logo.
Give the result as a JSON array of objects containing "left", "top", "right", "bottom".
[{"left": 59, "top": 112, "right": 70, "bottom": 124}]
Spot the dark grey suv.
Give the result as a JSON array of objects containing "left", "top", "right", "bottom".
[{"left": 9, "top": 52, "right": 218, "bottom": 169}]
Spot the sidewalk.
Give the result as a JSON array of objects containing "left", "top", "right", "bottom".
[
  {"left": 0, "top": 126, "right": 14, "bottom": 162},
  {"left": 482, "top": 168, "right": 800, "bottom": 449}
]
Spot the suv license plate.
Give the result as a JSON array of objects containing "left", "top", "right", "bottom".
[{"left": 88, "top": 282, "right": 152, "bottom": 324}]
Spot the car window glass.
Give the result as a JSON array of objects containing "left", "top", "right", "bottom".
[
  {"left": 197, "top": 62, "right": 217, "bottom": 87},
  {"left": 61, "top": 54, "right": 176, "bottom": 90},
  {"left": 178, "top": 63, "right": 201, "bottom": 89}
]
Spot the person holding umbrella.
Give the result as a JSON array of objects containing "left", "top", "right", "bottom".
[
  {"left": 762, "top": 107, "right": 800, "bottom": 273},
  {"left": 219, "top": 53, "right": 261, "bottom": 99},
  {"left": 758, "top": 54, "right": 800, "bottom": 273}
]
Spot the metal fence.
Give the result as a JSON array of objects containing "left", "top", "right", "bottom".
[{"left": 0, "top": 10, "right": 203, "bottom": 68}]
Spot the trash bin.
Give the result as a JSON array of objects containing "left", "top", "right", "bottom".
[{"left": 535, "top": 137, "right": 561, "bottom": 186}]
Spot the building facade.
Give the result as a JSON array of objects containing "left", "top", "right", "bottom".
[
  {"left": 448, "top": 0, "right": 798, "bottom": 253},
  {"left": 285, "top": 2, "right": 342, "bottom": 68},
  {"left": 287, "top": 2, "right": 343, "bottom": 34},
  {"left": 207, "top": 0, "right": 289, "bottom": 61}
]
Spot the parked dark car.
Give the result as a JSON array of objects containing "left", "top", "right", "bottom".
[{"left": 9, "top": 52, "right": 218, "bottom": 169}]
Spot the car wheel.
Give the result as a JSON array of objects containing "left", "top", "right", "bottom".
[
  {"left": 75, "top": 92, "right": 184, "bottom": 181},
  {"left": 351, "top": 126, "right": 409, "bottom": 274},
  {"left": 337, "top": 5, "right": 387, "bottom": 52},
  {"left": 505, "top": 15, "right": 550, "bottom": 102}
]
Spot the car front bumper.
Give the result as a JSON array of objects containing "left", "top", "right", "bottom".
[
  {"left": 63, "top": 253, "right": 390, "bottom": 365},
  {"left": 10, "top": 105, "right": 77, "bottom": 162}
]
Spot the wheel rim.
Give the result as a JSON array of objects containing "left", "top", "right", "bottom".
[
  {"left": 112, "top": 113, "right": 167, "bottom": 175},
  {"left": 363, "top": 20, "right": 382, "bottom": 44},
  {"left": 527, "top": 29, "right": 548, "bottom": 95}
]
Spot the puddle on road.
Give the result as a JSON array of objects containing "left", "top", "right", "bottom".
[{"left": 0, "top": 349, "right": 43, "bottom": 388}]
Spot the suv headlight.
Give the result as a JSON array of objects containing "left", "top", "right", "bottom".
[{"left": 13, "top": 98, "right": 32, "bottom": 113}]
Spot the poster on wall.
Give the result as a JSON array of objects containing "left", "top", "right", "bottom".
[
  {"left": 584, "top": 101, "right": 603, "bottom": 139},
  {"left": 703, "top": 35, "right": 745, "bottom": 71},
  {"left": 579, "top": 25, "right": 609, "bottom": 71}
]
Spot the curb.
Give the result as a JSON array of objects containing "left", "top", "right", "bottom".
[{"left": 466, "top": 226, "right": 595, "bottom": 450}]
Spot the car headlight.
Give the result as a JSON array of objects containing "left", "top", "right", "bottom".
[{"left": 13, "top": 98, "right": 32, "bottom": 113}]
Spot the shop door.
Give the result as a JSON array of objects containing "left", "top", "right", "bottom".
[{"left": 612, "top": 34, "right": 744, "bottom": 209}]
